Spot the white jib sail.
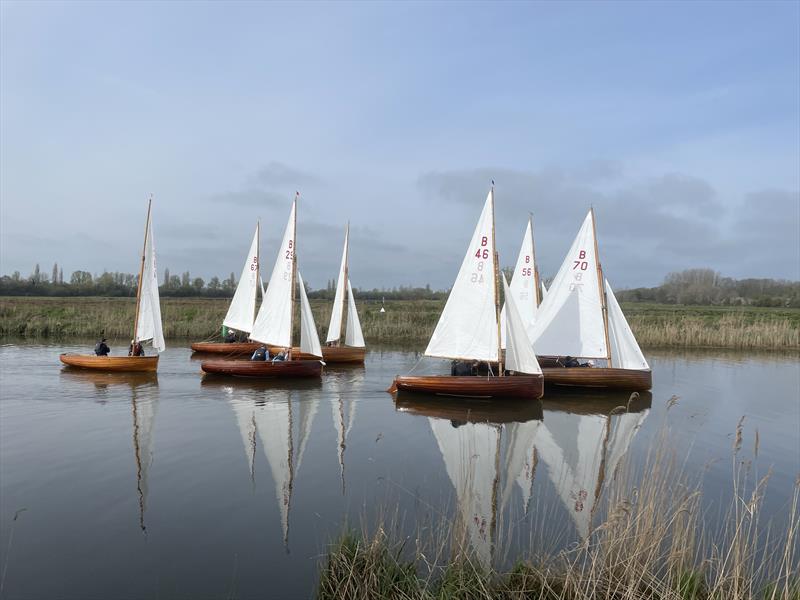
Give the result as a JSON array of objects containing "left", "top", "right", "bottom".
[
  {"left": 250, "top": 200, "right": 296, "bottom": 348},
  {"left": 344, "top": 279, "right": 365, "bottom": 347},
  {"left": 425, "top": 190, "right": 498, "bottom": 362},
  {"left": 502, "top": 273, "right": 542, "bottom": 375},
  {"left": 540, "top": 281, "right": 548, "bottom": 299},
  {"left": 136, "top": 212, "right": 166, "bottom": 353},
  {"left": 297, "top": 271, "right": 323, "bottom": 358},
  {"left": 605, "top": 279, "right": 650, "bottom": 370},
  {"left": 527, "top": 210, "right": 606, "bottom": 359},
  {"left": 223, "top": 224, "right": 260, "bottom": 333},
  {"left": 326, "top": 227, "right": 349, "bottom": 343},
  {"left": 501, "top": 219, "right": 538, "bottom": 348}
]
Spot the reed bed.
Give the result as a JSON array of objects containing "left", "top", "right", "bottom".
[
  {"left": 317, "top": 408, "right": 799, "bottom": 599},
  {"left": 0, "top": 297, "right": 798, "bottom": 350}
]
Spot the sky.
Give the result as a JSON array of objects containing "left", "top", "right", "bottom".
[{"left": 1, "top": 1, "right": 798, "bottom": 290}]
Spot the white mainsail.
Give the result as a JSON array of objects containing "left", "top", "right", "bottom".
[
  {"left": 425, "top": 190, "right": 498, "bottom": 362},
  {"left": 430, "top": 418, "right": 499, "bottom": 568},
  {"left": 500, "top": 218, "right": 539, "bottom": 348},
  {"left": 135, "top": 209, "right": 165, "bottom": 353},
  {"left": 528, "top": 210, "right": 606, "bottom": 360},
  {"left": 344, "top": 280, "right": 365, "bottom": 347},
  {"left": 605, "top": 280, "right": 649, "bottom": 370},
  {"left": 297, "top": 270, "right": 323, "bottom": 358},
  {"left": 251, "top": 199, "right": 296, "bottom": 348},
  {"left": 223, "top": 224, "right": 260, "bottom": 334},
  {"left": 326, "top": 226, "right": 349, "bottom": 343},
  {"left": 502, "top": 274, "right": 542, "bottom": 376}
]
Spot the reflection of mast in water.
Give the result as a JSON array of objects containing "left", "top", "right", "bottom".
[
  {"left": 429, "top": 418, "right": 501, "bottom": 568},
  {"left": 131, "top": 389, "right": 158, "bottom": 534},
  {"left": 535, "top": 403, "right": 650, "bottom": 539},
  {"left": 229, "top": 394, "right": 258, "bottom": 486},
  {"left": 331, "top": 375, "right": 360, "bottom": 495}
]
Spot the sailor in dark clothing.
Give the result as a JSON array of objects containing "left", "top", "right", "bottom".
[
  {"left": 94, "top": 338, "right": 110, "bottom": 356},
  {"left": 271, "top": 349, "right": 288, "bottom": 362},
  {"left": 224, "top": 329, "right": 237, "bottom": 343},
  {"left": 562, "top": 356, "right": 581, "bottom": 368},
  {"left": 250, "top": 346, "right": 268, "bottom": 361},
  {"left": 128, "top": 340, "right": 145, "bottom": 356}
]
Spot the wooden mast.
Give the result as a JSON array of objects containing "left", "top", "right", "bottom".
[
  {"left": 340, "top": 222, "right": 349, "bottom": 345},
  {"left": 132, "top": 195, "right": 152, "bottom": 345},
  {"left": 289, "top": 193, "right": 299, "bottom": 353},
  {"left": 491, "top": 184, "right": 503, "bottom": 376},
  {"left": 529, "top": 213, "right": 542, "bottom": 306},
  {"left": 591, "top": 207, "right": 612, "bottom": 367}
]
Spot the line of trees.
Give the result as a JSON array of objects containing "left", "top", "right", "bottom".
[{"left": 1, "top": 264, "right": 798, "bottom": 306}]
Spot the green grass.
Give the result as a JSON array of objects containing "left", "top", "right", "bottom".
[{"left": 0, "top": 296, "right": 798, "bottom": 349}]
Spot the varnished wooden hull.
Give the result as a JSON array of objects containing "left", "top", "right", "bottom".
[
  {"left": 542, "top": 367, "right": 652, "bottom": 391},
  {"left": 266, "top": 345, "right": 366, "bottom": 364},
  {"left": 200, "top": 359, "right": 323, "bottom": 378},
  {"left": 59, "top": 353, "right": 159, "bottom": 372},
  {"left": 190, "top": 341, "right": 260, "bottom": 355},
  {"left": 393, "top": 375, "right": 543, "bottom": 399}
]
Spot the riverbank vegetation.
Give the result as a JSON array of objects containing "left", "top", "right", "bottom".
[
  {"left": 1, "top": 297, "right": 798, "bottom": 350},
  {"left": 317, "top": 411, "right": 799, "bottom": 599}
]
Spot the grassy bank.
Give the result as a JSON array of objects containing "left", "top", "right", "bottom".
[
  {"left": 0, "top": 297, "right": 798, "bottom": 350},
  {"left": 318, "top": 412, "right": 799, "bottom": 599}
]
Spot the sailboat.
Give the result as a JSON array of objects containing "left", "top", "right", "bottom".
[
  {"left": 391, "top": 187, "right": 543, "bottom": 399},
  {"left": 200, "top": 195, "right": 324, "bottom": 378},
  {"left": 321, "top": 224, "right": 366, "bottom": 364},
  {"left": 60, "top": 198, "right": 165, "bottom": 372},
  {"left": 191, "top": 223, "right": 263, "bottom": 356},
  {"left": 528, "top": 209, "right": 652, "bottom": 390}
]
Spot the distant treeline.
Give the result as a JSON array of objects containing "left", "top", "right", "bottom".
[
  {"left": 2, "top": 264, "right": 797, "bottom": 306},
  {"left": 616, "top": 269, "right": 800, "bottom": 308},
  {"left": 0, "top": 263, "right": 447, "bottom": 300}
]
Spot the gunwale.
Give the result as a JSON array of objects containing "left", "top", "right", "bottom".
[
  {"left": 190, "top": 341, "right": 260, "bottom": 355},
  {"left": 59, "top": 353, "right": 159, "bottom": 372},
  {"left": 393, "top": 374, "right": 543, "bottom": 400}
]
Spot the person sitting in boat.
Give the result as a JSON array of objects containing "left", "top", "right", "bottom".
[
  {"left": 271, "top": 349, "right": 288, "bottom": 362},
  {"left": 94, "top": 337, "right": 110, "bottom": 356},
  {"left": 450, "top": 360, "right": 476, "bottom": 376},
  {"left": 251, "top": 345, "right": 268, "bottom": 361},
  {"left": 224, "top": 329, "right": 237, "bottom": 343},
  {"left": 562, "top": 356, "right": 581, "bottom": 368},
  {"left": 128, "top": 340, "right": 145, "bottom": 356}
]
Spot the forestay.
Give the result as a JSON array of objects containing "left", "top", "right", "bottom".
[
  {"left": 425, "top": 190, "right": 498, "bottom": 362},
  {"left": 223, "top": 224, "right": 260, "bottom": 333},
  {"left": 501, "top": 219, "right": 538, "bottom": 348},
  {"left": 605, "top": 280, "right": 649, "bottom": 370},
  {"left": 326, "top": 227, "right": 349, "bottom": 343},
  {"left": 527, "top": 210, "right": 606, "bottom": 359},
  {"left": 251, "top": 200, "right": 296, "bottom": 347},
  {"left": 344, "top": 280, "right": 365, "bottom": 347},
  {"left": 135, "top": 213, "right": 165, "bottom": 353},
  {"left": 297, "top": 271, "right": 323, "bottom": 358},
  {"left": 502, "top": 274, "right": 541, "bottom": 375}
]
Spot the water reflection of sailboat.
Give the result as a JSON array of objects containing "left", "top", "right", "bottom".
[
  {"left": 131, "top": 384, "right": 158, "bottom": 534},
  {"left": 536, "top": 392, "right": 651, "bottom": 539},
  {"left": 330, "top": 369, "right": 364, "bottom": 494},
  {"left": 397, "top": 396, "right": 543, "bottom": 568}
]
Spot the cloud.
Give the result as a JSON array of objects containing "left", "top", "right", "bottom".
[
  {"left": 209, "top": 188, "right": 286, "bottom": 207},
  {"left": 251, "top": 162, "right": 322, "bottom": 189}
]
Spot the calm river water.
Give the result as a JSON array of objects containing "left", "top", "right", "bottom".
[{"left": 0, "top": 342, "right": 798, "bottom": 599}]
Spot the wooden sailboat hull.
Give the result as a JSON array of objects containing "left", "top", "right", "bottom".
[
  {"left": 200, "top": 359, "right": 323, "bottom": 378},
  {"left": 393, "top": 375, "right": 543, "bottom": 399},
  {"left": 60, "top": 353, "right": 159, "bottom": 372},
  {"left": 542, "top": 367, "right": 652, "bottom": 391},
  {"left": 265, "top": 345, "right": 366, "bottom": 364},
  {"left": 190, "top": 341, "right": 260, "bottom": 355}
]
